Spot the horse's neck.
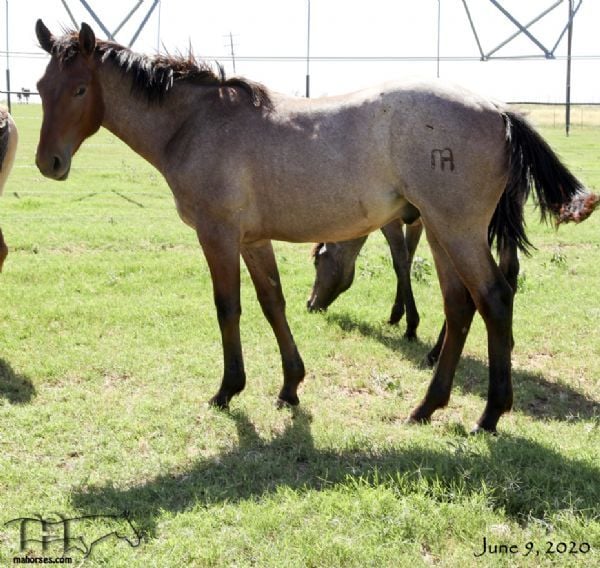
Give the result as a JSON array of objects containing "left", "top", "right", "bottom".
[{"left": 98, "top": 66, "right": 181, "bottom": 172}]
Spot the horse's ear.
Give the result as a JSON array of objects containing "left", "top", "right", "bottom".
[
  {"left": 79, "top": 22, "right": 96, "bottom": 57},
  {"left": 36, "top": 19, "right": 54, "bottom": 54}
]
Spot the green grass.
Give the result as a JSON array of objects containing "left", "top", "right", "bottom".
[{"left": 0, "top": 104, "right": 598, "bottom": 567}]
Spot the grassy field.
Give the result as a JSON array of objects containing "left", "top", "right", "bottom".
[{"left": 0, "top": 103, "right": 598, "bottom": 567}]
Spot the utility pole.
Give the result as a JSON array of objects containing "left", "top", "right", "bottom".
[
  {"left": 5, "top": 0, "right": 11, "bottom": 112},
  {"left": 229, "top": 32, "right": 237, "bottom": 74},
  {"left": 436, "top": 0, "right": 441, "bottom": 78},
  {"left": 306, "top": 0, "right": 311, "bottom": 97},
  {"left": 565, "top": 0, "right": 574, "bottom": 136}
]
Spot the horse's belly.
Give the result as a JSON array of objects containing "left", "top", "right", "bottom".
[{"left": 255, "top": 186, "right": 407, "bottom": 243}]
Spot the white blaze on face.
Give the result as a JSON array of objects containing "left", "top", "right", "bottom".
[{"left": 0, "top": 109, "right": 19, "bottom": 195}]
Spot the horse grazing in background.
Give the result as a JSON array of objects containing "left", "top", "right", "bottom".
[
  {"left": 307, "top": 217, "right": 520, "bottom": 368},
  {"left": 0, "top": 108, "right": 19, "bottom": 272},
  {"left": 34, "top": 20, "right": 598, "bottom": 432},
  {"left": 307, "top": 218, "right": 424, "bottom": 337}
]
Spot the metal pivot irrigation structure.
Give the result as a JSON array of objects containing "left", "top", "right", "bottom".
[{"left": 1, "top": 1, "right": 591, "bottom": 135}]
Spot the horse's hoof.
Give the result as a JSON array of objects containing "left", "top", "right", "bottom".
[
  {"left": 276, "top": 395, "right": 300, "bottom": 409},
  {"left": 387, "top": 310, "right": 404, "bottom": 326},
  {"left": 417, "top": 356, "right": 433, "bottom": 370},
  {"left": 403, "top": 330, "right": 418, "bottom": 342},
  {"left": 306, "top": 300, "right": 326, "bottom": 313},
  {"left": 208, "top": 394, "right": 230, "bottom": 410},
  {"left": 470, "top": 424, "right": 498, "bottom": 436},
  {"left": 405, "top": 413, "right": 431, "bottom": 425}
]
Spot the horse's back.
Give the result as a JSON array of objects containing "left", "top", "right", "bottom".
[
  {"left": 172, "top": 79, "right": 509, "bottom": 244},
  {"left": 381, "top": 80, "right": 508, "bottom": 223},
  {"left": 246, "top": 80, "right": 508, "bottom": 241}
]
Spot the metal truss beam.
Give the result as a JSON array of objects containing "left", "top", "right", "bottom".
[
  {"left": 112, "top": 0, "right": 143, "bottom": 38},
  {"left": 461, "top": 0, "right": 485, "bottom": 60},
  {"left": 461, "top": 0, "right": 583, "bottom": 61},
  {"left": 487, "top": 0, "right": 554, "bottom": 58},
  {"left": 551, "top": 0, "right": 582, "bottom": 54},
  {"left": 60, "top": 1, "right": 161, "bottom": 47},
  {"left": 60, "top": 0, "right": 78, "bottom": 28},
  {"left": 486, "top": 0, "right": 562, "bottom": 59},
  {"left": 129, "top": 0, "right": 161, "bottom": 47},
  {"left": 78, "top": 0, "right": 114, "bottom": 40}
]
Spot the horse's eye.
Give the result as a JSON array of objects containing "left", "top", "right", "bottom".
[{"left": 74, "top": 86, "right": 87, "bottom": 97}]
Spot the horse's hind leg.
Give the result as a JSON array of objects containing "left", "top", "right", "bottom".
[
  {"left": 499, "top": 241, "right": 519, "bottom": 294},
  {"left": 499, "top": 241, "right": 520, "bottom": 351},
  {"left": 425, "top": 240, "right": 519, "bottom": 368},
  {"left": 242, "top": 241, "right": 305, "bottom": 406},
  {"left": 381, "top": 220, "right": 420, "bottom": 337},
  {"left": 417, "top": 225, "right": 514, "bottom": 432},
  {"left": 409, "top": 231, "right": 475, "bottom": 421}
]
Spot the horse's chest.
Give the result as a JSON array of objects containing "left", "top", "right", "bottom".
[{"left": 173, "top": 197, "right": 197, "bottom": 229}]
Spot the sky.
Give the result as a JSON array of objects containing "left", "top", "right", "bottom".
[{"left": 1, "top": 0, "right": 600, "bottom": 103}]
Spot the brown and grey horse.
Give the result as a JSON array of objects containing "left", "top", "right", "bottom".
[
  {"left": 307, "top": 218, "right": 424, "bottom": 336},
  {"left": 0, "top": 108, "right": 19, "bottom": 272},
  {"left": 34, "top": 21, "right": 598, "bottom": 432},
  {"left": 307, "top": 217, "right": 520, "bottom": 367}
]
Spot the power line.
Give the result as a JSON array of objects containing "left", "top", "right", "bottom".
[
  {"left": 190, "top": 54, "right": 600, "bottom": 62},
  {"left": 2, "top": 49, "right": 600, "bottom": 64}
]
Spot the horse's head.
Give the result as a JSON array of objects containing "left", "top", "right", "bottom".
[
  {"left": 35, "top": 20, "right": 104, "bottom": 180},
  {"left": 306, "top": 242, "right": 357, "bottom": 312}
]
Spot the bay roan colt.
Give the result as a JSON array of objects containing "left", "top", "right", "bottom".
[{"left": 35, "top": 21, "right": 598, "bottom": 432}]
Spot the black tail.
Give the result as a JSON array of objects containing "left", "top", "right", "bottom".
[{"left": 488, "top": 111, "right": 598, "bottom": 255}]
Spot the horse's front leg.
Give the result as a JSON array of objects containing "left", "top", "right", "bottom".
[
  {"left": 197, "top": 225, "right": 245, "bottom": 409},
  {"left": 242, "top": 241, "right": 305, "bottom": 406},
  {"left": 425, "top": 322, "right": 446, "bottom": 367},
  {"left": 381, "top": 220, "right": 420, "bottom": 337}
]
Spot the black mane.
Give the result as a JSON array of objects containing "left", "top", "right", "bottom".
[{"left": 51, "top": 32, "right": 272, "bottom": 108}]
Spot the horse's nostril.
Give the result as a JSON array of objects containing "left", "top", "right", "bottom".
[{"left": 52, "top": 156, "right": 62, "bottom": 172}]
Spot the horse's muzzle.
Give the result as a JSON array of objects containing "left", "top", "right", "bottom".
[
  {"left": 306, "top": 296, "right": 327, "bottom": 313},
  {"left": 36, "top": 151, "right": 71, "bottom": 181}
]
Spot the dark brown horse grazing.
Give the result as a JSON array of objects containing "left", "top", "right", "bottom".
[
  {"left": 308, "top": 218, "right": 424, "bottom": 336},
  {"left": 34, "top": 21, "right": 599, "bottom": 432},
  {"left": 307, "top": 217, "right": 520, "bottom": 368},
  {"left": 0, "top": 108, "right": 19, "bottom": 272}
]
